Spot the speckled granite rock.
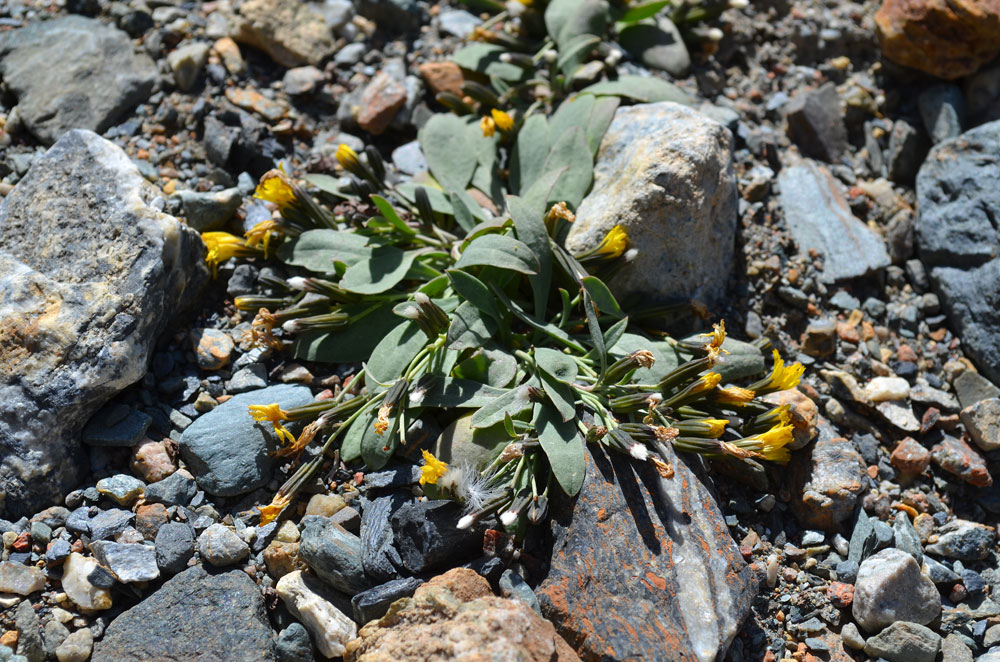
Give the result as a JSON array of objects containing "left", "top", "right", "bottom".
[
  {"left": 535, "top": 443, "right": 756, "bottom": 662},
  {"left": 565, "top": 102, "right": 737, "bottom": 307},
  {"left": 231, "top": 0, "right": 336, "bottom": 67},
  {"left": 0, "top": 130, "right": 207, "bottom": 518},
  {"left": 0, "top": 16, "right": 157, "bottom": 144},
  {"left": 790, "top": 436, "right": 867, "bottom": 532}
]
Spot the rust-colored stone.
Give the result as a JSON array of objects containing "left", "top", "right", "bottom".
[
  {"left": 135, "top": 503, "right": 169, "bottom": 540},
  {"left": 12, "top": 531, "right": 30, "bottom": 551},
  {"left": 417, "top": 61, "right": 464, "bottom": 96},
  {"left": 890, "top": 437, "right": 930, "bottom": 476},
  {"left": 827, "top": 581, "right": 855, "bottom": 608},
  {"left": 931, "top": 434, "right": 993, "bottom": 486},
  {"left": 356, "top": 72, "right": 407, "bottom": 136},
  {"left": 875, "top": 0, "right": 1000, "bottom": 79}
]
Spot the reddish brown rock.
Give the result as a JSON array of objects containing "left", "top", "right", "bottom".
[
  {"left": 890, "top": 437, "right": 930, "bottom": 476},
  {"left": 132, "top": 439, "right": 177, "bottom": 483},
  {"left": 345, "top": 568, "right": 578, "bottom": 662},
  {"left": 827, "top": 581, "right": 855, "bottom": 608},
  {"left": 135, "top": 503, "right": 169, "bottom": 540},
  {"left": 875, "top": 0, "right": 1000, "bottom": 80},
  {"left": 790, "top": 437, "right": 867, "bottom": 532},
  {"left": 417, "top": 61, "right": 464, "bottom": 96},
  {"left": 931, "top": 434, "right": 992, "bottom": 486},
  {"left": 357, "top": 72, "right": 407, "bottom": 136},
  {"left": 536, "top": 445, "right": 756, "bottom": 662}
]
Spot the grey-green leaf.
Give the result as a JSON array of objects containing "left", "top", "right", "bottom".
[
  {"left": 419, "top": 114, "right": 479, "bottom": 193},
  {"left": 446, "top": 301, "right": 497, "bottom": 350},
  {"left": 456, "top": 234, "right": 540, "bottom": 274},
  {"left": 581, "top": 75, "right": 693, "bottom": 105},
  {"left": 471, "top": 384, "right": 533, "bottom": 429},
  {"left": 414, "top": 376, "right": 507, "bottom": 408},
  {"left": 341, "top": 246, "right": 418, "bottom": 294},
  {"left": 534, "top": 404, "right": 586, "bottom": 496},
  {"left": 508, "top": 195, "right": 553, "bottom": 318},
  {"left": 276, "top": 229, "right": 370, "bottom": 273},
  {"left": 540, "top": 127, "right": 593, "bottom": 210},
  {"left": 510, "top": 114, "right": 550, "bottom": 195},
  {"left": 534, "top": 347, "right": 579, "bottom": 384},
  {"left": 544, "top": 0, "right": 610, "bottom": 49},
  {"left": 367, "top": 321, "right": 428, "bottom": 387}
]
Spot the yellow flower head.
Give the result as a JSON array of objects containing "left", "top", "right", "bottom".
[
  {"left": 696, "top": 372, "right": 722, "bottom": 392},
  {"left": 491, "top": 108, "right": 514, "bottom": 131},
  {"left": 700, "top": 418, "right": 730, "bottom": 438},
  {"left": 594, "top": 225, "right": 629, "bottom": 259},
  {"left": 202, "top": 231, "right": 259, "bottom": 277},
  {"left": 259, "top": 493, "right": 291, "bottom": 526},
  {"left": 768, "top": 349, "right": 805, "bottom": 392},
  {"left": 771, "top": 403, "right": 792, "bottom": 427},
  {"left": 336, "top": 143, "right": 362, "bottom": 174},
  {"left": 244, "top": 219, "right": 282, "bottom": 257},
  {"left": 254, "top": 169, "right": 297, "bottom": 209},
  {"left": 753, "top": 424, "right": 794, "bottom": 463},
  {"left": 712, "top": 386, "right": 756, "bottom": 406},
  {"left": 419, "top": 450, "right": 449, "bottom": 486},
  {"left": 480, "top": 115, "right": 496, "bottom": 138},
  {"left": 249, "top": 403, "right": 296, "bottom": 445},
  {"left": 703, "top": 320, "right": 726, "bottom": 351}
]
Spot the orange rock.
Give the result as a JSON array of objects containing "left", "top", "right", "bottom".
[
  {"left": 418, "top": 61, "right": 464, "bottom": 96},
  {"left": 0, "top": 630, "right": 17, "bottom": 648},
  {"left": 890, "top": 437, "right": 931, "bottom": 475},
  {"left": 136, "top": 503, "right": 169, "bottom": 540},
  {"left": 875, "top": 0, "right": 1000, "bottom": 79},
  {"left": 356, "top": 72, "right": 407, "bottom": 136}
]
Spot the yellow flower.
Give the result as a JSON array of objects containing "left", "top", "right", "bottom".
[
  {"left": 336, "top": 143, "right": 361, "bottom": 173},
  {"left": 480, "top": 115, "right": 496, "bottom": 138},
  {"left": 768, "top": 350, "right": 805, "bottom": 391},
  {"left": 419, "top": 450, "right": 449, "bottom": 485},
  {"left": 254, "top": 169, "right": 297, "bottom": 209},
  {"left": 244, "top": 219, "right": 282, "bottom": 257},
  {"left": 259, "top": 493, "right": 291, "bottom": 526},
  {"left": 491, "top": 108, "right": 514, "bottom": 131},
  {"left": 696, "top": 372, "right": 722, "bottom": 392},
  {"left": 248, "top": 403, "right": 296, "bottom": 445},
  {"left": 202, "top": 231, "right": 257, "bottom": 277},
  {"left": 703, "top": 320, "right": 726, "bottom": 351},
  {"left": 712, "top": 386, "right": 756, "bottom": 406},
  {"left": 701, "top": 418, "right": 729, "bottom": 438},
  {"left": 753, "top": 424, "right": 794, "bottom": 463},
  {"left": 594, "top": 225, "right": 629, "bottom": 259}
]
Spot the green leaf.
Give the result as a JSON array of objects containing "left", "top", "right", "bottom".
[
  {"left": 304, "top": 173, "right": 349, "bottom": 198},
  {"left": 507, "top": 195, "right": 553, "bottom": 318},
  {"left": 586, "top": 96, "right": 619, "bottom": 156},
  {"left": 471, "top": 384, "right": 533, "bottom": 429},
  {"left": 341, "top": 246, "right": 418, "bottom": 294},
  {"left": 419, "top": 114, "right": 479, "bottom": 193},
  {"left": 490, "top": 284, "right": 586, "bottom": 353},
  {"left": 367, "top": 321, "right": 428, "bottom": 386},
  {"left": 533, "top": 404, "right": 586, "bottom": 496},
  {"left": 276, "top": 229, "right": 370, "bottom": 273},
  {"left": 340, "top": 404, "right": 378, "bottom": 462},
  {"left": 414, "top": 376, "right": 507, "bottom": 408},
  {"left": 545, "top": 0, "right": 610, "bottom": 49},
  {"left": 450, "top": 191, "right": 477, "bottom": 234},
  {"left": 361, "top": 410, "right": 398, "bottom": 469},
  {"left": 452, "top": 188, "right": 491, "bottom": 222},
  {"left": 520, "top": 166, "right": 568, "bottom": 216},
  {"left": 534, "top": 347, "right": 579, "bottom": 383},
  {"left": 447, "top": 269, "right": 503, "bottom": 324},
  {"left": 370, "top": 195, "right": 416, "bottom": 236},
  {"left": 602, "top": 316, "right": 629, "bottom": 351},
  {"left": 456, "top": 234, "right": 540, "bottom": 274},
  {"left": 451, "top": 43, "right": 527, "bottom": 81},
  {"left": 609, "top": 332, "right": 681, "bottom": 383},
  {"left": 581, "top": 276, "right": 624, "bottom": 318},
  {"left": 550, "top": 94, "right": 597, "bottom": 139},
  {"left": 396, "top": 183, "right": 453, "bottom": 214},
  {"left": 538, "top": 370, "right": 577, "bottom": 422},
  {"left": 510, "top": 114, "right": 550, "bottom": 196},
  {"left": 447, "top": 301, "right": 497, "bottom": 350},
  {"left": 583, "top": 290, "right": 607, "bottom": 376},
  {"left": 581, "top": 75, "right": 694, "bottom": 105},
  {"left": 540, "top": 127, "right": 593, "bottom": 210},
  {"left": 617, "top": 0, "right": 670, "bottom": 24},
  {"left": 293, "top": 302, "right": 399, "bottom": 363},
  {"left": 556, "top": 33, "right": 601, "bottom": 75}
]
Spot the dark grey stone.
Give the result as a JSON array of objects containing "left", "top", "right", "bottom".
[
  {"left": 954, "top": 369, "right": 1000, "bottom": 410},
  {"left": 785, "top": 83, "right": 848, "bottom": 163},
  {"left": 849, "top": 507, "right": 876, "bottom": 564},
  {"left": 15, "top": 598, "right": 44, "bottom": 662},
  {"left": 180, "top": 384, "right": 312, "bottom": 497},
  {"left": 836, "top": 559, "right": 859, "bottom": 584},
  {"left": 923, "top": 556, "right": 959, "bottom": 584},
  {"left": 363, "top": 465, "right": 421, "bottom": 490},
  {"left": 932, "top": 260, "right": 1000, "bottom": 385},
  {"left": 176, "top": 188, "right": 242, "bottom": 232},
  {"left": 145, "top": 470, "right": 198, "bottom": 506},
  {"left": 351, "top": 577, "right": 424, "bottom": 624},
  {"left": 499, "top": 569, "right": 541, "bottom": 615},
  {"left": 894, "top": 511, "right": 923, "bottom": 563},
  {"left": 0, "top": 16, "right": 157, "bottom": 144},
  {"left": 887, "top": 118, "right": 929, "bottom": 185},
  {"left": 360, "top": 493, "right": 408, "bottom": 583},
  {"left": 275, "top": 623, "right": 314, "bottom": 662},
  {"left": 355, "top": 0, "right": 424, "bottom": 31},
  {"left": 778, "top": 160, "right": 890, "bottom": 284},
  {"left": 89, "top": 541, "right": 159, "bottom": 583},
  {"left": 91, "top": 565, "right": 277, "bottom": 662},
  {"left": 299, "top": 515, "right": 370, "bottom": 594},
  {"left": 390, "top": 500, "right": 482, "bottom": 574},
  {"left": 227, "top": 364, "right": 268, "bottom": 394},
  {"left": 89, "top": 509, "right": 136, "bottom": 541},
  {"left": 0, "top": 130, "right": 207, "bottom": 519},
  {"left": 155, "top": 522, "right": 195, "bottom": 574},
  {"left": 45, "top": 539, "right": 71, "bottom": 564},
  {"left": 82, "top": 409, "right": 152, "bottom": 447}
]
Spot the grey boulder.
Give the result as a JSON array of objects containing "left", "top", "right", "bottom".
[{"left": 852, "top": 548, "right": 941, "bottom": 632}]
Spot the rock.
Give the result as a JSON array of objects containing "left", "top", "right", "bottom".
[
  {"left": 779, "top": 160, "right": 891, "bottom": 284},
  {"left": 417, "top": 61, "right": 464, "bottom": 96},
  {"left": 276, "top": 623, "right": 314, "bottom": 662},
  {"left": 355, "top": 0, "right": 425, "bottom": 31},
  {"left": 961, "top": 398, "right": 1000, "bottom": 451},
  {"left": 841, "top": 622, "right": 866, "bottom": 650},
  {"left": 887, "top": 119, "right": 929, "bottom": 185},
  {"left": 391, "top": 500, "right": 482, "bottom": 574},
  {"left": 893, "top": 512, "right": 924, "bottom": 563},
  {"left": 88, "top": 509, "right": 136, "bottom": 541},
  {"left": 941, "top": 633, "right": 974, "bottom": 662},
  {"left": 191, "top": 328, "right": 235, "bottom": 370},
  {"left": 618, "top": 17, "right": 690, "bottom": 77},
  {"left": 925, "top": 519, "right": 995, "bottom": 560},
  {"left": 0, "top": 562, "right": 44, "bottom": 596},
  {"left": 55, "top": 629, "right": 92, "bottom": 662},
  {"left": 917, "top": 120, "right": 1000, "bottom": 270},
  {"left": 15, "top": 599, "right": 43, "bottom": 662},
  {"left": 760, "top": 389, "right": 818, "bottom": 449},
  {"left": 356, "top": 70, "right": 408, "bottom": 135},
  {"left": 922, "top": 555, "right": 959, "bottom": 584},
  {"left": 305, "top": 494, "right": 346, "bottom": 518},
  {"left": 346, "top": 568, "right": 579, "bottom": 662},
  {"left": 536, "top": 444, "right": 755, "bottom": 662},
  {"left": 933, "top": 261, "right": 1000, "bottom": 385},
  {"left": 298, "top": 515, "right": 369, "bottom": 594},
  {"left": 785, "top": 84, "right": 848, "bottom": 163},
  {"left": 82, "top": 408, "right": 152, "bottom": 447},
  {"left": 135, "top": 503, "right": 168, "bottom": 539},
  {"left": 500, "top": 569, "right": 541, "bottom": 614},
  {"left": 61, "top": 553, "right": 112, "bottom": 612},
  {"left": 144, "top": 469, "right": 197, "bottom": 506},
  {"left": 231, "top": 0, "right": 336, "bottom": 68},
  {"left": 875, "top": 0, "right": 1000, "bottom": 80},
  {"left": 214, "top": 37, "right": 246, "bottom": 76},
  {"left": 890, "top": 437, "right": 930, "bottom": 476},
  {"left": 131, "top": 440, "right": 177, "bottom": 483},
  {"left": 176, "top": 188, "right": 242, "bottom": 232},
  {"left": 790, "top": 436, "right": 867, "bottom": 532},
  {"left": 919, "top": 84, "right": 966, "bottom": 144},
  {"left": 89, "top": 541, "right": 159, "bottom": 583},
  {"left": 876, "top": 400, "right": 921, "bottom": 432},
  {"left": 360, "top": 493, "right": 408, "bottom": 584},
  {"left": 95, "top": 474, "right": 145, "bottom": 506},
  {"left": 92, "top": 565, "right": 276, "bottom": 661},
  {"left": 853, "top": 548, "right": 941, "bottom": 632},
  {"left": 264, "top": 541, "right": 305, "bottom": 580},
  {"left": 566, "top": 102, "right": 737, "bottom": 307},
  {"left": 318, "top": 0, "right": 354, "bottom": 30},
  {"left": 179, "top": 384, "right": 312, "bottom": 496},
  {"left": 276, "top": 570, "right": 357, "bottom": 658},
  {"left": 931, "top": 434, "right": 992, "bottom": 487},
  {"left": 167, "top": 42, "right": 210, "bottom": 91},
  {"left": 437, "top": 8, "right": 479, "bottom": 38},
  {"left": 283, "top": 65, "right": 325, "bottom": 95},
  {"left": 865, "top": 376, "right": 910, "bottom": 402},
  {"left": 0, "top": 130, "right": 206, "bottom": 519},
  {"left": 863, "top": 621, "right": 941, "bottom": 662},
  {"left": 0, "top": 17, "right": 157, "bottom": 144},
  {"left": 199, "top": 523, "right": 250, "bottom": 567},
  {"left": 351, "top": 577, "right": 424, "bottom": 624}
]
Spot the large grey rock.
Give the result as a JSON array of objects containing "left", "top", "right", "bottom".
[
  {"left": 864, "top": 621, "right": 941, "bottom": 662},
  {"left": 0, "top": 130, "right": 207, "bottom": 518},
  {"left": 92, "top": 565, "right": 277, "bottom": 662},
  {"left": 298, "top": 515, "right": 370, "bottom": 594},
  {"left": 0, "top": 16, "right": 157, "bottom": 145},
  {"left": 179, "top": 384, "right": 312, "bottom": 496},
  {"left": 932, "top": 260, "right": 1000, "bottom": 385},
  {"left": 779, "top": 160, "right": 891, "bottom": 283},
  {"left": 566, "top": 102, "right": 737, "bottom": 307},
  {"left": 853, "top": 548, "right": 941, "bottom": 632},
  {"left": 536, "top": 444, "right": 756, "bottom": 662},
  {"left": 916, "top": 120, "right": 1000, "bottom": 269}
]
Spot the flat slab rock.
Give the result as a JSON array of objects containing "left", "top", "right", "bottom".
[
  {"left": 0, "top": 129, "right": 206, "bottom": 518},
  {"left": 91, "top": 565, "right": 277, "bottom": 662},
  {"left": 536, "top": 444, "right": 757, "bottom": 662}
]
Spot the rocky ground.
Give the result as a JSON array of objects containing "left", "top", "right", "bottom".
[{"left": 2, "top": 0, "right": 1000, "bottom": 661}]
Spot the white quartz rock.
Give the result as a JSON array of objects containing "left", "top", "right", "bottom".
[
  {"left": 62, "top": 553, "right": 112, "bottom": 611},
  {"left": 276, "top": 570, "right": 356, "bottom": 657}
]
